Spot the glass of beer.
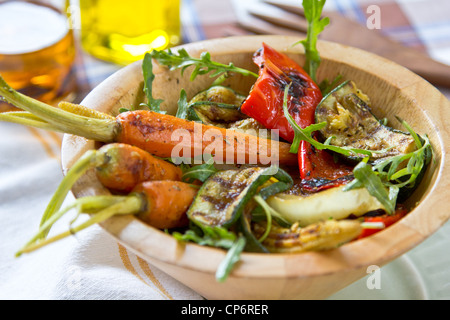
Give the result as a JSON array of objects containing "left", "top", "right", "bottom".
[
  {"left": 0, "top": 0, "right": 76, "bottom": 111},
  {"left": 78, "top": 0, "right": 181, "bottom": 65}
]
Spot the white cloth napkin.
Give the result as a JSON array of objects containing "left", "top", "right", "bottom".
[{"left": 0, "top": 123, "right": 202, "bottom": 300}]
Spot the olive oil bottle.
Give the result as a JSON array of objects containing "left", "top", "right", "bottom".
[{"left": 79, "top": 0, "right": 181, "bottom": 65}]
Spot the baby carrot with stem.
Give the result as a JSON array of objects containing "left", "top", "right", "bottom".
[
  {"left": 0, "top": 76, "right": 297, "bottom": 166},
  {"left": 38, "top": 143, "right": 183, "bottom": 239},
  {"left": 16, "top": 180, "right": 198, "bottom": 256}
]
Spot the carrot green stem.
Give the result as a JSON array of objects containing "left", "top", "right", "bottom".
[
  {"left": 38, "top": 150, "right": 99, "bottom": 238},
  {"left": 0, "top": 76, "right": 118, "bottom": 142},
  {"left": 24, "top": 195, "right": 125, "bottom": 254},
  {"left": 16, "top": 195, "right": 143, "bottom": 256},
  {"left": 17, "top": 195, "right": 128, "bottom": 256},
  {"left": 0, "top": 111, "right": 64, "bottom": 132}
]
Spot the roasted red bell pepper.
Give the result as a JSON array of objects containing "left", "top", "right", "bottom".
[
  {"left": 241, "top": 43, "right": 321, "bottom": 142},
  {"left": 240, "top": 43, "right": 353, "bottom": 191},
  {"left": 358, "top": 207, "right": 408, "bottom": 239}
]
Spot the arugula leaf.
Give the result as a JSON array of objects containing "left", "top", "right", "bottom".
[
  {"left": 172, "top": 224, "right": 237, "bottom": 249},
  {"left": 295, "top": 0, "right": 330, "bottom": 82},
  {"left": 140, "top": 52, "right": 165, "bottom": 113},
  {"left": 282, "top": 84, "right": 372, "bottom": 158},
  {"left": 150, "top": 48, "right": 258, "bottom": 82},
  {"left": 372, "top": 121, "right": 432, "bottom": 189},
  {"left": 180, "top": 158, "right": 218, "bottom": 183},
  {"left": 118, "top": 107, "right": 131, "bottom": 113},
  {"left": 338, "top": 118, "right": 431, "bottom": 213},
  {"left": 319, "top": 74, "right": 343, "bottom": 96},
  {"left": 172, "top": 224, "right": 246, "bottom": 282},
  {"left": 347, "top": 161, "right": 397, "bottom": 214},
  {"left": 253, "top": 194, "right": 292, "bottom": 241},
  {"left": 176, "top": 88, "right": 189, "bottom": 119},
  {"left": 215, "top": 236, "right": 246, "bottom": 283}
]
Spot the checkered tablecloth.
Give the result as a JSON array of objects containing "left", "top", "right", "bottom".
[{"left": 1, "top": 0, "right": 449, "bottom": 300}]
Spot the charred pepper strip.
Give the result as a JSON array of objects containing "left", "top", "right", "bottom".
[
  {"left": 240, "top": 43, "right": 353, "bottom": 191},
  {"left": 358, "top": 206, "right": 408, "bottom": 239},
  {"left": 240, "top": 43, "right": 322, "bottom": 142}
]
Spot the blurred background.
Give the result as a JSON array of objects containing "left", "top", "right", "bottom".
[{"left": 1, "top": 0, "right": 449, "bottom": 109}]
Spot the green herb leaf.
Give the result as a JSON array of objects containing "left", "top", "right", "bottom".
[
  {"left": 118, "top": 107, "right": 130, "bottom": 113},
  {"left": 371, "top": 121, "right": 432, "bottom": 190},
  {"left": 282, "top": 83, "right": 372, "bottom": 157},
  {"left": 319, "top": 74, "right": 343, "bottom": 96},
  {"left": 172, "top": 224, "right": 246, "bottom": 282},
  {"left": 253, "top": 194, "right": 291, "bottom": 240},
  {"left": 347, "top": 161, "right": 397, "bottom": 214},
  {"left": 343, "top": 120, "right": 432, "bottom": 214},
  {"left": 295, "top": 0, "right": 330, "bottom": 82},
  {"left": 181, "top": 158, "right": 218, "bottom": 183},
  {"left": 172, "top": 224, "right": 237, "bottom": 249},
  {"left": 215, "top": 235, "right": 246, "bottom": 282},
  {"left": 140, "top": 52, "right": 165, "bottom": 113},
  {"left": 176, "top": 89, "right": 189, "bottom": 119},
  {"left": 150, "top": 48, "right": 259, "bottom": 82}
]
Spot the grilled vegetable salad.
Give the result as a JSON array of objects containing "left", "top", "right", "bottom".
[{"left": 6, "top": 0, "right": 432, "bottom": 283}]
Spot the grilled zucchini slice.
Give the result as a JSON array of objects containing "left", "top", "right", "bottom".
[
  {"left": 187, "top": 85, "right": 269, "bottom": 137},
  {"left": 266, "top": 185, "right": 386, "bottom": 227},
  {"left": 315, "top": 81, "right": 417, "bottom": 162},
  {"left": 187, "top": 166, "right": 293, "bottom": 228},
  {"left": 187, "top": 86, "right": 248, "bottom": 126}
]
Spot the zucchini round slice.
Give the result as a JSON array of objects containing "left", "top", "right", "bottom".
[
  {"left": 315, "top": 81, "right": 417, "bottom": 162},
  {"left": 266, "top": 185, "right": 386, "bottom": 227},
  {"left": 187, "top": 86, "right": 269, "bottom": 136},
  {"left": 187, "top": 166, "right": 293, "bottom": 228},
  {"left": 187, "top": 101, "right": 245, "bottom": 125},
  {"left": 187, "top": 86, "right": 248, "bottom": 126}
]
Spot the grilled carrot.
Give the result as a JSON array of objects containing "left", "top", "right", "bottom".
[
  {"left": 0, "top": 76, "right": 297, "bottom": 166},
  {"left": 132, "top": 181, "right": 197, "bottom": 229},
  {"left": 116, "top": 110, "right": 296, "bottom": 165},
  {"left": 38, "top": 143, "right": 182, "bottom": 240},
  {"left": 94, "top": 143, "right": 182, "bottom": 192},
  {"left": 16, "top": 181, "right": 198, "bottom": 256}
]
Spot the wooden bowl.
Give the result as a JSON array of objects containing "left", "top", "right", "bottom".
[{"left": 61, "top": 35, "right": 450, "bottom": 300}]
